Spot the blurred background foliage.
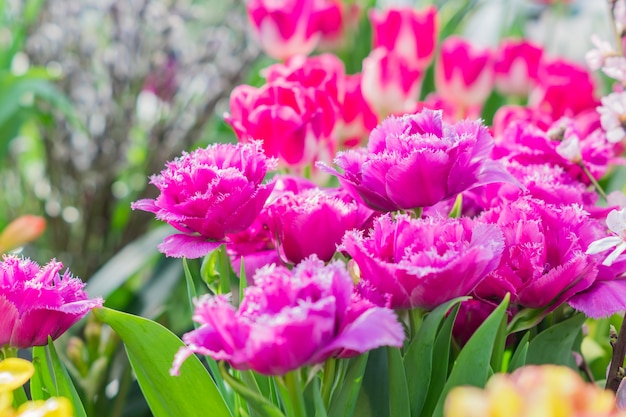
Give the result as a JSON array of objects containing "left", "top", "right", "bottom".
[{"left": 0, "top": 0, "right": 618, "bottom": 415}]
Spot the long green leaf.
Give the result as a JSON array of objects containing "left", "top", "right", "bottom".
[
  {"left": 388, "top": 347, "right": 410, "bottom": 417},
  {"left": 327, "top": 354, "right": 369, "bottom": 417},
  {"left": 526, "top": 313, "right": 586, "bottom": 367},
  {"left": 404, "top": 297, "right": 467, "bottom": 417},
  {"left": 93, "top": 307, "right": 231, "bottom": 417},
  {"left": 30, "top": 340, "right": 87, "bottom": 417},
  {"left": 419, "top": 306, "right": 459, "bottom": 417},
  {"left": 431, "top": 295, "right": 510, "bottom": 417},
  {"left": 508, "top": 332, "right": 530, "bottom": 372}
]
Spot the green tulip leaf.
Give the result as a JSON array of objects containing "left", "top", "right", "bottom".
[
  {"left": 432, "top": 294, "right": 510, "bottom": 417},
  {"left": 526, "top": 313, "right": 586, "bottom": 367},
  {"left": 93, "top": 307, "right": 231, "bottom": 417}
]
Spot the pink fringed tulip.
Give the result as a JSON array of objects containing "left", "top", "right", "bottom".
[
  {"left": 476, "top": 197, "right": 600, "bottom": 310},
  {"left": 435, "top": 36, "right": 494, "bottom": 114},
  {"left": 226, "top": 216, "right": 279, "bottom": 282},
  {"left": 341, "top": 214, "right": 504, "bottom": 310},
  {"left": 370, "top": 6, "right": 438, "bottom": 71},
  {"left": 361, "top": 48, "right": 423, "bottom": 118},
  {"left": 494, "top": 39, "right": 543, "bottom": 96},
  {"left": 0, "top": 256, "right": 103, "bottom": 348},
  {"left": 246, "top": 0, "right": 321, "bottom": 60},
  {"left": 494, "top": 119, "right": 615, "bottom": 185},
  {"left": 265, "top": 187, "right": 372, "bottom": 264},
  {"left": 464, "top": 161, "right": 598, "bottom": 216},
  {"left": 131, "top": 142, "right": 277, "bottom": 258},
  {"left": 171, "top": 256, "right": 404, "bottom": 375},
  {"left": 0, "top": 215, "right": 46, "bottom": 253},
  {"left": 323, "top": 109, "right": 513, "bottom": 211}
]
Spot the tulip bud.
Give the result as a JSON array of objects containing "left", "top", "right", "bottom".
[
  {"left": 247, "top": 0, "right": 321, "bottom": 60},
  {"left": 361, "top": 48, "right": 423, "bottom": 118},
  {"left": 370, "top": 6, "right": 438, "bottom": 71},
  {"left": 435, "top": 36, "right": 494, "bottom": 113},
  {"left": 0, "top": 215, "right": 46, "bottom": 253},
  {"left": 494, "top": 39, "right": 543, "bottom": 97}
]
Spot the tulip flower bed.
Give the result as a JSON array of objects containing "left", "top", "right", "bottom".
[{"left": 6, "top": 1, "right": 626, "bottom": 416}]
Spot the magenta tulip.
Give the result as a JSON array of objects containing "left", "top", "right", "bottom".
[
  {"left": 171, "top": 256, "right": 404, "bottom": 375},
  {"left": 131, "top": 142, "right": 276, "bottom": 258},
  {"left": 0, "top": 256, "right": 102, "bottom": 348},
  {"left": 341, "top": 214, "right": 504, "bottom": 310}
]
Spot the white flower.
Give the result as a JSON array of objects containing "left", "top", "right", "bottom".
[
  {"left": 585, "top": 35, "right": 616, "bottom": 71},
  {"left": 602, "top": 56, "right": 626, "bottom": 82},
  {"left": 597, "top": 91, "right": 626, "bottom": 143},
  {"left": 586, "top": 208, "right": 626, "bottom": 266},
  {"left": 556, "top": 134, "right": 582, "bottom": 163}
]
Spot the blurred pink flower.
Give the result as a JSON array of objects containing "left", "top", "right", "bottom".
[
  {"left": 171, "top": 256, "right": 404, "bottom": 375},
  {"left": 463, "top": 161, "right": 598, "bottom": 216},
  {"left": 336, "top": 73, "right": 378, "bottom": 148},
  {"left": 435, "top": 36, "right": 494, "bottom": 113},
  {"left": 494, "top": 119, "right": 616, "bottom": 184},
  {"left": 315, "top": 0, "right": 360, "bottom": 50},
  {"left": 265, "top": 187, "right": 372, "bottom": 264},
  {"left": 369, "top": 6, "right": 438, "bottom": 71},
  {"left": 361, "top": 47, "right": 423, "bottom": 118},
  {"left": 341, "top": 214, "right": 504, "bottom": 310},
  {"left": 494, "top": 39, "right": 543, "bottom": 96},
  {"left": 0, "top": 256, "right": 103, "bottom": 348},
  {"left": 131, "top": 142, "right": 277, "bottom": 258},
  {"left": 263, "top": 53, "right": 344, "bottom": 138},
  {"left": 530, "top": 58, "right": 598, "bottom": 119},
  {"left": 323, "top": 109, "right": 512, "bottom": 211},
  {"left": 246, "top": 0, "right": 321, "bottom": 60},
  {"left": 226, "top": 55, "right": 343, "bottom": 169}
]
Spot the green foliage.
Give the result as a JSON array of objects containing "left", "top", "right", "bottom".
[
  {"left": 526, "top": 313, "right": 586, "bottom": 367},
  {"left": 431, "top": 295, "right": 510, "bottom": 417},
  {"left": 31, "top": 338, "right": 88, "bottom": 417},
  {"left": 93, "top": 307, "right": 231, "bottom": 417}
]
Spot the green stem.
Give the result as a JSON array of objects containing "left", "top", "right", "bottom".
[
  {"left": 580, "top": 162, "right": 608, "bottom": 200},
  {"left": 408, "top": 308, "right": 425, "bottom": 344},
  {"left": 413, "top": 207, "right": 423, "bottom": 219},
  {"left": 218, "top": 244, "right": 232, "bottom": 297},
  {"left": 321, "top": 359, "right": 336, "bottom": 408},
  {"left": 1, "top": 346, "right": 17, "bottom": 359},
  {"left": 282, "top": 371, "right": 307, "bottom": 417}
]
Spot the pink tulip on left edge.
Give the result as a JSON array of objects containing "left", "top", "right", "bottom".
[
  {"left": 131, "top": 142, "right": 277, "bottom": 259},
  {"left": 170, "top": 255, "right": 404, "bottom": 376},
  {"left": 0, "top": 256, "right": 103, "bottom": 349}
]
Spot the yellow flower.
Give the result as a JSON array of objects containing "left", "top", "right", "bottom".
[
  {"left": 0, "top": 359, "right": 73, "bottom": 417},
  {"left": 444, "top": 365, "right": 626, "bottom": 417},
  {"left": 0, "top": 359, "right": 34, "bottom": 393},
  {"left": 15, "top": 397, "right": 73, "bottom": 417}
]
